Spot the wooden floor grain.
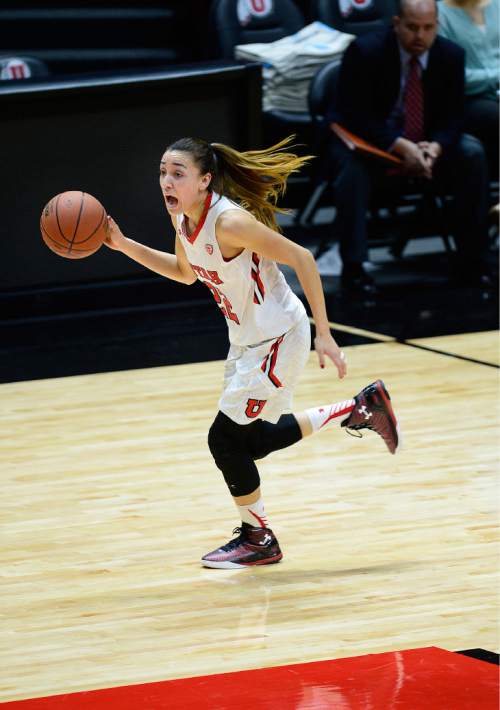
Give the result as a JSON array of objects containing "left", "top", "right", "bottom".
[
  {"left": 408, "top": 330, "right": 499, "bottom": 365},
  {"left": 1, "top": 331, "right": 498, "bottom": 701}
]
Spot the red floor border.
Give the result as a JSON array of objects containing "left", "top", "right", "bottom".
[{"left": 2, "top": 646, "right": 498, "bottom": 709}]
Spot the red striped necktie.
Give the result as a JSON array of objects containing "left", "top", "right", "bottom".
[{"left": 403, "top": 56, "right": 424, "bottom": 143}]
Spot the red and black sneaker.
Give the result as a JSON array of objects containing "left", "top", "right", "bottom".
[
  {"left": 201, "top": 523, "right": 283, "bottom": 569},
  {"left": 341, "top": 379, "right": 400, "bottom": 454}
]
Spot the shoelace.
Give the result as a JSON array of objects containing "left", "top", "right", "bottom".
[
  {"left": 345, "top": 411, "right": 391, "bottom": 443},
  {"left": 220, "top": 527, "right": 245, "bottom": 552},
  {"left": 345, "top": 427, "right": 363, "bottom": 439},
  {"left": 345, "top": 392, "right": 378, "bottom": 438}
]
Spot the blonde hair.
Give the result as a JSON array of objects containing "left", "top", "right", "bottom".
[{"left": 166, "top": 135, "right": 313, "bottom": 231}]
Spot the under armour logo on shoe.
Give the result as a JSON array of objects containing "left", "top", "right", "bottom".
[{"left": 358, "top": 405, "right": 372, "bottom": 420}]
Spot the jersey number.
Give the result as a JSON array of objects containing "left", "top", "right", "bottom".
[{"left": 205, "top": 282, "right": 240, "bottom": 325}]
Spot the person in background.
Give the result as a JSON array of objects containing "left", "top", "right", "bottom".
[
  {"left": 325, "top": 0, "right": 493, "bottom": 293},
  {"left": 438, "top": 0, "right": 499, "bottom": 180}
]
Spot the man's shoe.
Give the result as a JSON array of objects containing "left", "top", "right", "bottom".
[
  {"left": 341, "top": 379, "right": 400, "bottom": 454},
  {"left": 202, "top": 523, "right": 283, "bottom": 569}
]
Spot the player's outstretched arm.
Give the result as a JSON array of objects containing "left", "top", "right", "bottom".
[{"left": 104, "top": 216, "right": 196, "bottom": 285}]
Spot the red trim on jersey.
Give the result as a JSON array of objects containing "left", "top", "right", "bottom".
[
  {"left": 251, "top": 253, "right": 265, "bottom": 303},
  {"left": 222, "top": 251, "right": 243, "bottom": 263},
  {"left": 268, "top": 345, "right": 283, "bottom": 388},
  {"left": 183, "top": 192, "right": 212, "bottom": 244},
  {"left": 261, "top": 335, "right": 284, "bottom": 388}
]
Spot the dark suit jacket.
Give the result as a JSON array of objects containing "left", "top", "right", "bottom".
[{"left": 327, "top": 27, "right": 465, "bottom": 152}]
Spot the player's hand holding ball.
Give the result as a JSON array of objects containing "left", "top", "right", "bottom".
[{"left": 103, "top": 216, "right": 127, "bottom": 251}]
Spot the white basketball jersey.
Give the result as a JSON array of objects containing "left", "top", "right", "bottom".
[{"left": 176, "top": 192, "right": 306, "bottom": 346}]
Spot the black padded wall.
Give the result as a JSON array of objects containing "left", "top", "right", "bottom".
[{"left": 0, "top": 63, "right": 262, "bottom": 294}]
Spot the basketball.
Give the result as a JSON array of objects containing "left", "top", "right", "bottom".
[{"left": 40, "top": 191, "right": 108, "bottom": 259}]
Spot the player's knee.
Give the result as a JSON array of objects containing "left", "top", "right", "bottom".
[
  {"left": 208, "top": 412, "right": 260, "bottom": 496},
  {"left": 208, "top": 412, "right": 241, "bottom": 467},
  {"left": 245, "top": 420, "right": 270, "bottom": 460},
  {"left": 208, "top": 412, "right": 270, "bottom": 463},
  {"left": 248, "top": 414, "right": 302, "bottom": 460}
]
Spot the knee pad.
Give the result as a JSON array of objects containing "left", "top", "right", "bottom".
[
  {"left": 247, "top": 414, "right": 302, "bottom": 460},
  {"left": 208, "top": 412, "right": 260, "bottom": 497},
  {"left": 208, "top": 411, "right": 301, "bottom": 462}
]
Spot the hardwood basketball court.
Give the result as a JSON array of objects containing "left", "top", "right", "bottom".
[{"left": 1, "top": 330, "right": 498, "bottom": 704}]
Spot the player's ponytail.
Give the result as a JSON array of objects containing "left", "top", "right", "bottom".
[
  {"left": 210, "top": 137, "right": 313, "bottom": 231},
  {"left": 166, "top": 136, "right": 313, "bottom": 232}
]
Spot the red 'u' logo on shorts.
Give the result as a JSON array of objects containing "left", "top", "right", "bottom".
[{"left": 245, "top": 398, "right": 267, "bottom": 418}]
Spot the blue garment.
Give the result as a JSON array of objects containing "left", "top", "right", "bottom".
[{"left": 438, "top": 0, "right": 499, "bottom": 98}]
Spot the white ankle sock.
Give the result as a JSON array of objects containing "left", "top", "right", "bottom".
[
  {"left": 236, "top": 497, "right": 269, "bottom": 528},
  {"left": 305, "top": 399, "right": 355, "bottom": 432}
]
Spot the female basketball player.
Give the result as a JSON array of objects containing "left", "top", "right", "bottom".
[{"left": 104, "top": 136, "right": 400, "bottom": 568}]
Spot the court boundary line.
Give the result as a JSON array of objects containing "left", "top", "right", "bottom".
[
  {"left": 308, "top": 317, "right": 396, "bottom": 343},
  {"left": 400, "top": 340, "right": 499, "bottom": 370},
  {"left": 309, "top": 318, "right": 500, "bottom": 370}
]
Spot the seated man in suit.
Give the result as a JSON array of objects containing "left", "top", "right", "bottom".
[{"left": 326, "top": 0, "right": 492, "bottom": 294}]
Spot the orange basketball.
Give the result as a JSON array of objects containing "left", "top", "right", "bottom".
[{"left": 40, "top": 191, "right": 108, "bottom": 259}]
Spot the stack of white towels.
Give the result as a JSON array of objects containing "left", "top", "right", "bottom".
[{"left": 235, "top": 21, "right": 355, "bottom": 113}]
